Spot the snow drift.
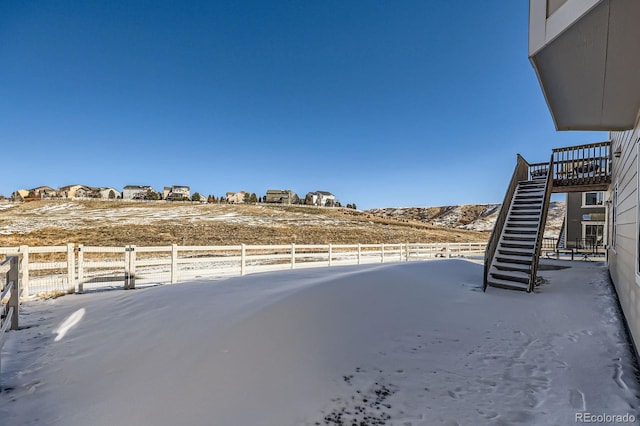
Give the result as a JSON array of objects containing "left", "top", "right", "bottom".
[{"left": 0, "top": 259, "right": 638, "bottom": 425}]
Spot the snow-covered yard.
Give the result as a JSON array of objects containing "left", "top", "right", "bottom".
[{"left": 0, "top": 259, "right": 638, "bottom": 425}]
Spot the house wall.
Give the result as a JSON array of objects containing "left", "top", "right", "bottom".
[
  {"left": 608, "top": 126, "right": 640, "bottom": 352},
  {"left": 123, "top": 187, "right": 149, "bottom": 200},
  {"left": 565, "top": 192, "right": 605, "bottom": 248}
]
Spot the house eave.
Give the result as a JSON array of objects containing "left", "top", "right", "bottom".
[{"left": 529, "top": 0, "right": 640, "bottom": 131}]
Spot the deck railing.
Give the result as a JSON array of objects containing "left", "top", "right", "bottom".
[
  {"left": 484, "top": 154, "right": 530, "bottom": 291},
  {"left": 1, "top": 242, "right": 487, "bottom": 296},
  {"left": 551, "top": 141, "right": 611, "bottom": 188}
]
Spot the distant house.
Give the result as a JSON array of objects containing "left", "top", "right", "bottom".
[
  {"left": 98, "top": 187, "right": 121, "bottom": 200},
  {"left": 164, "top": 185, "right": 191, "bottom": 201},
  {"left": 123, "top": 185, "right": 156, "bottom": 200},
  {"left": 305, "top": 191, "right": 336, "bottom": 207},
  {"left": 265, "top": 189, "right": 299, "bottom": 204},
  {"left": 59, "top": 184, "right": 92, "bottom": 199},
  {"left": 226, "top": 191, "right": 247, "bottom": 204},
  {"left": 11, "top": 189, "right": 30, "bottom": 201},
  {"left": 31, "top": 186, "right": 58, "bottom": 199}
]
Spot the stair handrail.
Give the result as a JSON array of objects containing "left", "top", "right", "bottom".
[
  {"left": 529, "top": 153, "right": 554, "bottom": 292},
  {"left": 484, "top": 154, "right": 530, "bottom": 291}
]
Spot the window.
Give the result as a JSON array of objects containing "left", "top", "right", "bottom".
[
  {"left": 583, "top": 191, "right": 604, "bottom": 207},
  {"left": 582, "top": 223, "right": 604, "bottom": 248}
]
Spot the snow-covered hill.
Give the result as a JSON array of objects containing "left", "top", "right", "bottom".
[{"left": 367, "top": 202, "right": 565, "bottom": 236}]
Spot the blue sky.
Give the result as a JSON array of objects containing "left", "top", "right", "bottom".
[{"left": 0, "top": 1, "right": 604, "bottom": 209}]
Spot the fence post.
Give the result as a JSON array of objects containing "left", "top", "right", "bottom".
[
  {"left": 291, "top": 243, "right": 296, "bottom": 269},
  {"left": 9, "top": 256, "right": 19, "bottom": 330},
  {"left": 19, "top": 245, "right": 29, "bottom": 298},
  {"left": 446, "top": 243, "right": 451, "bottom": 259},
  {"left": 241, "top": 244, "right": 246, "bottom": 276},
  {"left": 77, "top": 244, "right": 84, "bottom": 293},
  {"left": 67, "top": 243, "right": 75, "bottom": 294},
  {"left": 405, "top": 243, "right": 410, "bottom": 262},
  {"left": 381, "top": 244, "right": 385, "bottom": 263},
  {"left": 357, "top": 244, "right": 361, "bottom": 264},
  {"left": 124, "top": 246, "right": 130, "bottom": 290},
  {"left": 129, "top": 245, "right": 136, "bottom": 290},
  {"left": 328, "top": 244, "right": 332, "bottom": 267},
  {"left": 171, "top": 244, "right": 178, "bottom": 284}
]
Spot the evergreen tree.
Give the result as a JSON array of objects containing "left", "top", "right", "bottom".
[{"left": 146, "top": 189, "right": 160, "bottom": 200}]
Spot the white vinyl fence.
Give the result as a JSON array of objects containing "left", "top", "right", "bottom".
[{"left": 0, "top": 242, "right": 486, "bottom": 297}]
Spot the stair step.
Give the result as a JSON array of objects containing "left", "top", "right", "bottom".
[
  {"left": 513, "top": 200, "right": 542, "bottom": 205},
  {"left": 489, "top": 268, "right": 530, "bottom": 283},
  {"left": 508, "top": 215, "right": 540, "bottom": 221},
  {"left": 492, "top": 261, "right": 531, "bottom": 274},
  {"left": 504, "top": 226, "right": 538, "bottom": 235},
  {"left": 486, "top": 277, "right": 530, "bottom": 292},
  {"left": 502, "top": 235, "right": 537, "bottom": 243},
  {"left": 517, "top": 190, "right": 545, "bottom": 194},
  {"left": 506, "top": 224, "right": 539, "bottom": 230},
  {"left": 510, "top": 209, "right": 541, "bottom": 214},
  {"left": 500, "top": 245, "right": 536, "bottom": 251},
  {"left": 511, "top": 203, "right": 542, "bottom": 211},
  {"left": 497, "top": 247, "right": 535, "bottom": 256},
  {"left": 495, "top": 254, "right": 534, "bottom": 264},
  {"left": 519, "top": 180, "right": 545, "bottom": 185}
]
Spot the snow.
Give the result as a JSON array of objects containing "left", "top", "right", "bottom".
[{"left": 0, "top": 259, "right": 638, "bottom": 425}]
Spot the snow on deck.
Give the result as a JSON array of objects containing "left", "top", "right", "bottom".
[{"left": 0, "top": 259, "right": 638, "bottom": 425}]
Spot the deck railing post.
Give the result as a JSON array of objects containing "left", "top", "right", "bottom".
[
  {"left": 66, "top": 243, "right": 75, "bottom": 294},
  {"left": 19, "top": 245, "right": 29, "bottom": 298},
  {"left": 77, "top": 244, "right": 84, "bottom": 293},
  {"left": 9, "top": 256, "right": 19, "bottom": 330},
  {"left": 240, "top": 244, "right": 246, "bottom": 276},
  {"left": 171, "top": 244, "right": 178, "bottom": 284}
]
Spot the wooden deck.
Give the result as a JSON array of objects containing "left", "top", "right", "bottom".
[{"left": 528, "top": 141, "right": 611, "bottom": 193}]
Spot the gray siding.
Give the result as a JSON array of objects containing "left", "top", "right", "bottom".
[
  {"left": 565, "top": 192, "right": 605, "bottom": 248},
  {"left": 609, "top": 127, "right": 640, "bottom": 352}
]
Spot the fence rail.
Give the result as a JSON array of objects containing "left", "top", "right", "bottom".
[{"left": 1, "top": 242, "right": 487, "bottom": 297}]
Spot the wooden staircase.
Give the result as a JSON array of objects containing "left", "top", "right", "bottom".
[
  {"left": 487, "top": 180, "right": 548, "bottom": 291},
  {"left": 483, "top": 154, "right": 553, "bottom": 293}
]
